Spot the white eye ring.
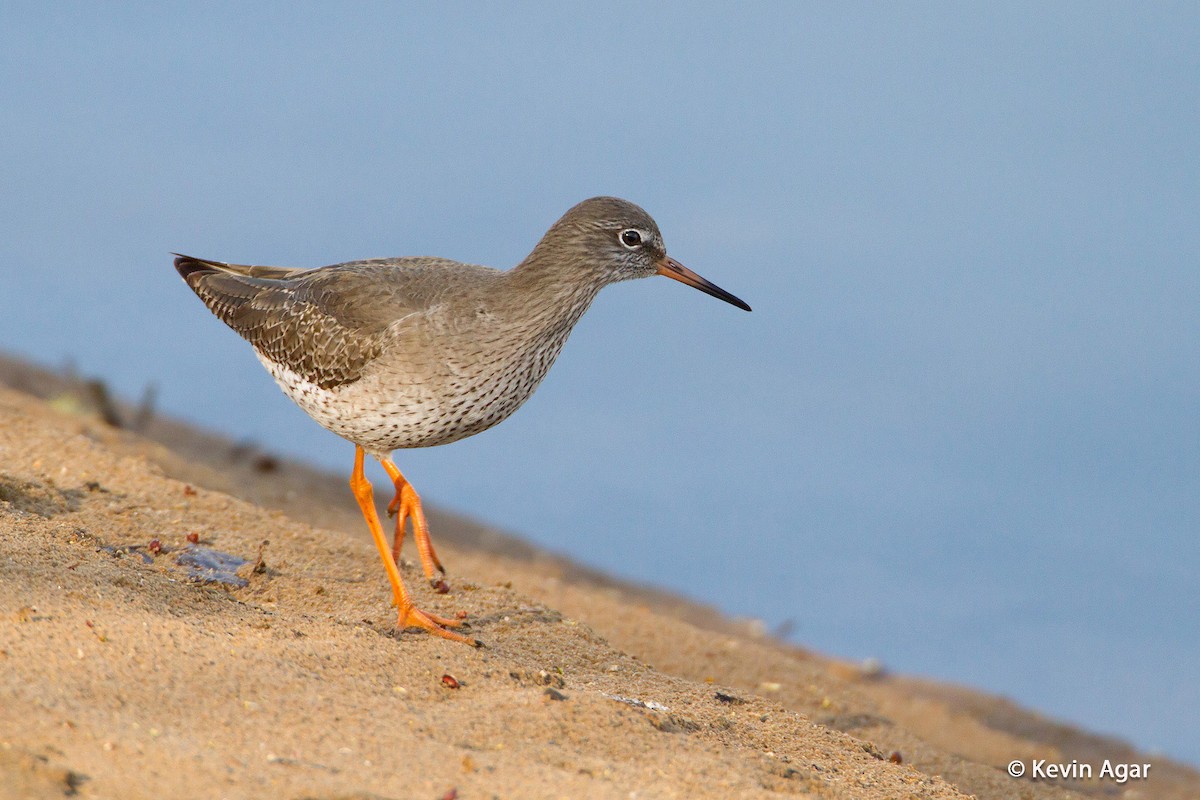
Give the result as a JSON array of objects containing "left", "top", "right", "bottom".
[{"left": 619, "top": 229, "right": 644, "bottom": 249}]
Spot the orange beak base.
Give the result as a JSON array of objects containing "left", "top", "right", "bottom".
[{"left": 656, "top": 257, "right": 751, "bottom": 311}]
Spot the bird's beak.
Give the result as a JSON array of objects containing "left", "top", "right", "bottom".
[{"left": 656, "top": 257, "right": 751, "bottom": 312}]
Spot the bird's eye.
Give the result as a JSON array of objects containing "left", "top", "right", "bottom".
[{"left": 620, "top": 229, "right": 643, "bottom": 248}]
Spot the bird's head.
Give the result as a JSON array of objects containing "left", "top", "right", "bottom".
[{"left": 532, "top": 196, "right": 751, "bottom": 312}]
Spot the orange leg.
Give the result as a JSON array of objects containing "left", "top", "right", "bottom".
[
  {"left": 382, "top": 457, "right": 445, "bottom": 584},
  {"left": 349, "top": 446, "right": 477, "bottom": 646}
]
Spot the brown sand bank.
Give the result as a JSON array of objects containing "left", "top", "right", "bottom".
[{"left": 1, "top": 355, "right": 1196, "bottom": 799}]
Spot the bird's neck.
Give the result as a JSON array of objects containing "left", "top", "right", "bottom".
[{"left": 505, "top": 245, "right": 606, "bottom": 330}]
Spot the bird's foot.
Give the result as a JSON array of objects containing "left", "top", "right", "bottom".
[
  {"left": 351, "top": 446, "right": 476, "bottom": 647},
  {"left": 398, "top": 603, "right": 480, "bottom": 647}
]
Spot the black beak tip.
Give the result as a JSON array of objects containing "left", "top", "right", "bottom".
[{"left": 709, "top": 287, "right": 752, "bottom": 312}]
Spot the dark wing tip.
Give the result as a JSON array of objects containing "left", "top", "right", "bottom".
[{"left": 173, "top": 254, "right": 218, "bottom": 283}]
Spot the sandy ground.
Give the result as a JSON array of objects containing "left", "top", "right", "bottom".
[{"left": 1, "top": 354, "right": 1196, "bottom": 799}]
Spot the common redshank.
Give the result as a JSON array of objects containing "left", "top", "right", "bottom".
[{"left": 175, "top": 196, "right": 750, "bottom": 645}]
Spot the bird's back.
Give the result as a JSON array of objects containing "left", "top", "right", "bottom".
[{"left": 175, "top": 255, "right": 501, "bottom": 389}]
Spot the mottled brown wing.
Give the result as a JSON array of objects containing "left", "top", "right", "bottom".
[{"left": 174, "top": 255, "right": 396, "bottom": 390}]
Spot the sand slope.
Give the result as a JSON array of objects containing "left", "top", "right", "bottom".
[{"left": 1, "top": 358, "right": 1196, "bottom": 799}]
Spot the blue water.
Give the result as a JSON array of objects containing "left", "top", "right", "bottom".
[{"left": 2, "top": 4, "right": 1197, "bottom": 766}]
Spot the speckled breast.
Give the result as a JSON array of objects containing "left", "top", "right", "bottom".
[{"left": 256, "top": 327, "right": 571, "bottom": 455}]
